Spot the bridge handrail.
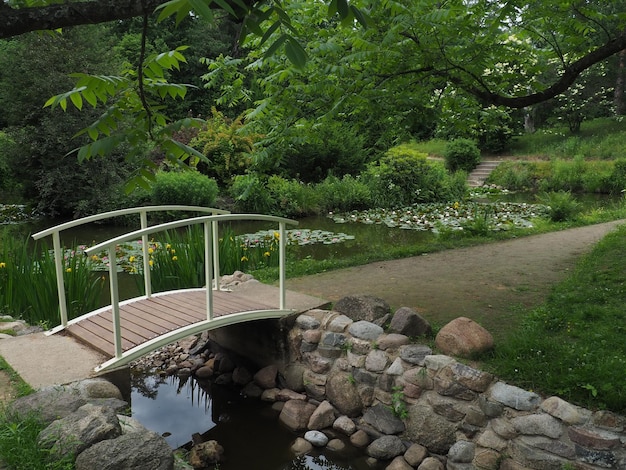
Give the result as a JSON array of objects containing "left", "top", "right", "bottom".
[
  {"left": 83, "top": 213, "right": 298, "bottom": 360},
  {"left": 32, "top": 205, "right": 229, "bottom": 330}
]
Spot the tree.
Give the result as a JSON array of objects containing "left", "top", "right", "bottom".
[{"left": 4, "top": 0, "right": 626, "bottom": 173}]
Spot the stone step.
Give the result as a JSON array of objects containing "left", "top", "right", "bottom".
[{"left": 467, "top": 161, "right": 502, "bottom": 187}]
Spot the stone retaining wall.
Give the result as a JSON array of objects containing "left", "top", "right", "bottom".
[{"left": 284, "top": 308, "right": 625, "bottom": 469}]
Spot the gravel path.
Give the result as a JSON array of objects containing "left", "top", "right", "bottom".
[{"left": 286, "top": 220, "right": 625, "bottom": 340}]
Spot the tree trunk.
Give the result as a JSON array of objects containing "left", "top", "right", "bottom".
[{"left": 614, "top": 49, "right": 626, "bottom": 115}]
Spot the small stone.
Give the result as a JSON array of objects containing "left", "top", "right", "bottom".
[
  {"left": 448, "top": 440, "right": 475, "bottom": 463},
  {"left": 333, "top": 416, "right": 356, "bottom": 435},
  {"left": 435, "top": 317, "right": 494, "bottom": 357},
  {"left": 327, "top": 438, "right": 346, "bottom": 452},
  {"left": 389, "top": 307, "right": 432, "bottom": 337},
  {"left": 417, "top": 457, "right": 444, "bottom": 470},
  {"left": 568, "top": 426, "right": 621, "bottom": 450},
  {"left": 511, "top": 414, "right": 563, "bottom": 439},
  {"left": 404, "top": 443, "right": 428, "bottom": 466},
  {"left": 291, "top": 437, "right": 313, "bottom": 456},
  {"left": 348, "top": 321, "right": 384, "bottom": 341},
  {"left": 365, "top": 349, "right": 389, "bottom": 372},
  {"left": 366, "top": 435, "right": 405, "bottom": 460},
  {"left": 384, "top": 357, "right": 404, "bottom": 376},
  {"left": 308, "top": 400, "right": 336, "bottom": 430},
  {"left": 296, "top": 314, "right": 321, "bottom": 330},
  {"left": 386, "top": 456, "right": 413, "bottom": 470},
  {"left": 399, "top": 345, "right": 432, "bottom": 365},
  {"left": 350, "top": 429, "right": 370, "bottom": 448},
  {"left": 302, "top": 329, "right": 322, "bottom": 344},
  {"left": 377, "top": 333, "right": 411, "bottom": 351},
  {"left": 541, "top": 396, "right": 588, "bottom": 425},
  {"left": 254, "top": 365, "right": 278, "bottom": 389},
  {"left": 328, "top": 314, "right": 353, "bottom": 332},
  {"left": 489, "top": 382, "right": 541, "bottom": 411},
  {"left": 194, "top": 365, "right": 213, "bottom": 379},
  {"left": 304, "top": 430, "right": 329, "bottom": 447}
]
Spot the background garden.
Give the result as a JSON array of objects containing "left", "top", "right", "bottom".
[{"left": 0, "top": 0, "right": 625, "bottom": 432}]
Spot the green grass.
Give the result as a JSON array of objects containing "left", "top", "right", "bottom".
[
  {"left": 414, "top": 118, "right": 626, "bottom": 160},
  {"left": 484, "top": 224, "right": 626, "bottom": 413},
  {"left": 0, "top": 409, "right": 74, "bottom": 470},
  {"left": 0, "top": 356, "right": 33, "bottom": 399},
  {"left": 508, "top": 118, "right": 626, "bottom": 159}
]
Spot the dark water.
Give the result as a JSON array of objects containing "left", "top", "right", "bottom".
[{"left": 130, "top": 372, "right": 380, "bottom": 470}]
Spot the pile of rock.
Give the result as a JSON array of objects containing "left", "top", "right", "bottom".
[{"left": 7, "top": 378, "right": 175, "bottom": 470}]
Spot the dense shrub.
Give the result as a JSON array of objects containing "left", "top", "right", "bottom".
[
  {"left": 362, "top": 144, "right": 466, "bottom": 207},
  {"left": 152, "top": 170, "right": 219, "bottom": 207},
  {"left": 486, "top": 161, "right": 536, "bottom": 190},
  {"left": 266, "top": 176, "right": 319, "bottom": 217},
  {"left": 444, "top": 138, "right": 481, "bottom": 172},
  {"left": 279, "top": 122, "right": 368, "bottom": 183},
  {"left": 229, "top": 173, "right": 273, "bottom": 214},
  {"left": 316, "top": 175, "right": 372, "bottom": 212},
  {"left": 537, "top": 191, "right": 581, "bottom": 222},
  {"left": 190, "top": 109, "right": 258, "bottom": 187},
  {"left": 608, "top": 158, "right": 626, "bottom": 194}
]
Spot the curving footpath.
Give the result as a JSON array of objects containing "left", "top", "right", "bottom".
[{"left": 287, "top": 220, "right": 626, "bottom": 339}]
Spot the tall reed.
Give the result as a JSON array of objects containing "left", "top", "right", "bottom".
[
  {"left": 136, "top": 226, "right": 283, "bottom": 294},
  {"left": 0, "top": 237, "right": 105, "bottom": 327}
]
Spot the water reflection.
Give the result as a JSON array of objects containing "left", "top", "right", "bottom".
[{"left": 130, "top": 370, "right": 380, "bottom": 470}]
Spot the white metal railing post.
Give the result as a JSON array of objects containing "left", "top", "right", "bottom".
[
  {"left": 279, "top": 221, "right": 287, "bottom": 310},
  {"left": 204, "top": 221, "right": 214, "bottom": 320},
  {"left": 51, "top": 231, "right": 69, "bottom": 327},
  {"left": 107, "top": 246, "right": 123, "bottom": 359},
  {"left": 140, "top": 210, "right": 152, "bottom": 298},
  {"left": 212, "top": 219, "right": 220, "bottom": 291}
]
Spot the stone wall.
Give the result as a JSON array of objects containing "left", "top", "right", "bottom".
[{"left": 283, "top": 308, "right": 626, "bottom": 469}]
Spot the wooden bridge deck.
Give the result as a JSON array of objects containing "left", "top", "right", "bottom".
[{"left": 65, "top": 289, "right": 278, "bottom": 359}]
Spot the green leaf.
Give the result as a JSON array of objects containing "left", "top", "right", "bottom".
[
  {"left": 188, "top": 0, "right": 214, "bottom": 21},
  {"left": 336, "top": 0, "right": 349, "bottom": 18},
  {"left": 285, "top": 38, "right": 308, "bottom": 68},
  {"left": 211, "top": 0, "right": 237, "bottom": 17},
  {"left": 264, "top": 34, "right": 288, "bottom": 57},
  {"left": 260, "top": 20, "right": 281, "bottom": 45}
]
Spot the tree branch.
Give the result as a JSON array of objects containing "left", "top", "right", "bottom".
[
  {"left": 0, "top": 0, "right": 166, "bottom": 39},
  {"left": 456, "top": 33, "right": 626, "bottom": 108},
  {"left": 0, "top": 0, "right": 254, "bottom": 39}
]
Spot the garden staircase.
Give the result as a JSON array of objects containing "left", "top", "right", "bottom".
[{"left": 467, "top": 160, "right": 501, "bottom": 187}]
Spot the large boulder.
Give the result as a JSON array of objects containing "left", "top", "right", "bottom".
[
  {"left": 325, "top": 371, "right": 363, "bottom": 418},
  {"left": 75, "top": 429, "right": 173, "bottom": 470},
  {"left": 434, "top": 317, "right": 494, "bottom": 358},
  {"left": 279, "top": 399, "right": 317, "bottom": 432},
  {"left": 404, "top": 403, "right": 458, "bottom": 454},
  {"left": 9, "top": 388, "right": 87, "bottom": 425},
  {"left": 38, "top": 403, "right": 122, "bottom": 460},
  {"left": 333, "top": 295, "right": 390, "bottom": 322}
]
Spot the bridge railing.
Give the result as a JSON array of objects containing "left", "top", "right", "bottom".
[
  {"left": 82, "top": 214, "right": 298, "bottom": 360},
  {"left": 32, "top": 206, "right": 230, "bottom": 330}
]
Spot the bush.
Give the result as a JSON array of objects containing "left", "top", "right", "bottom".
[
  {"left": 279, "top": 121, "right": 368, "bottom": 183},
  {"left": 486, "top": 161, "right": 536, "bottom": 190},
  {"left": 444, "top": 139, "right": 481, "bottom": 172},
  {"left": 266, "top": 176, "right": 319, "bottom": 217},
  {"left": 317, "top": 175, "right": 372, "bottom": 212},
  {"left": 608, "top": 158, "right": 626, "bottom": 194},
  {"left": 537, "top": 191, "right": 581, "bottom": 222},
  {"left": 190, "top": 108, "right": 259, "bottom": 187},
  {"left": 229, "top": 173, "right": 273, "bottom": 214},
  {"left": 152, "top": 170, "right": 219, "bottom": 207},
  {"left": 362, "top": 144, "right": 465, "bottom": 207}
]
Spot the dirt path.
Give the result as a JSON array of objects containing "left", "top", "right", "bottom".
[{"left": 287, "top": 220, "right": 625, "bottom": 341}]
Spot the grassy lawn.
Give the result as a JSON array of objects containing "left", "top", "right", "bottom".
[
  {"left": 413, "top": 117, "right": 626, "bottom": 160},
  {"left": 484, "top": 224, "right": 626, "bottom": 413}
]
